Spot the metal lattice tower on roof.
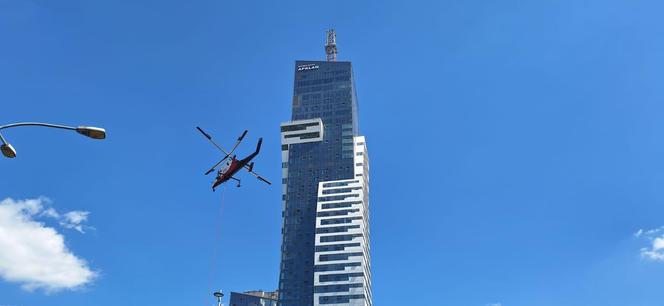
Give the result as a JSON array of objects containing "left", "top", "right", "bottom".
[{"left": 325, "top": 29, "right": 337, "bottom": 62}]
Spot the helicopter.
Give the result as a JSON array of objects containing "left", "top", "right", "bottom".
[{"left": 196, "top": 126, "right": 271, "bottom": 191}]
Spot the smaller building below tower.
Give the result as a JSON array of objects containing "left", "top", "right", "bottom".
[{"left": 229, "top": 290, "right": 278, "bottom": 306}]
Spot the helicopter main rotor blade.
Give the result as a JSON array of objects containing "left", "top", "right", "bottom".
[
  {"left": 204, "top": 155, "right": 230, "bottom": 175},
  {"left": 256, "top": 175, "right": 271, "bottom": 185},
  {"left": 246, "top": 168, "right": 271, "bottom": 185},
  {"left": 196, "top": 126, "right": 230, "bottom": 155},
  {"left": 225, "top": 129, "right": 248, "bottom": 159}
]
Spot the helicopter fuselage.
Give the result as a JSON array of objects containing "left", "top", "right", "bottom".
[{"left": 212, "top": 154, "right": 255, "bottom": 190}]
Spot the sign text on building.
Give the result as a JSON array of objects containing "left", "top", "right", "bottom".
[{"left": 297, "top": 64, "right": 320, "bottom": 71}]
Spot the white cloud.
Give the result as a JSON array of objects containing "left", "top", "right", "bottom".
[
  {"left": 60, "top": 211, "right": 91, "bottom": 233},
  {"left": 36, "top": 202, "right": 92, "bottom": 234},
  {"left": 0, "top": 197, "right": 97, "bottom": 292},
  {"left": 41, "top": 207, "right": 60, "bottom": 219},
  {"left": 486, "top": 303, "right": 502, "bottom": 306},
  {"left": 636, "top": 226, "right": 664, "bottom": 262},
  {"left": 634, "top": 229, "right": 643, "bottom": 238}
]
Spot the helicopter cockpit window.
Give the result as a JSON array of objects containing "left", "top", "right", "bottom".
[{"left": 220, "top": 160, "right": 231, "bottom": 173}]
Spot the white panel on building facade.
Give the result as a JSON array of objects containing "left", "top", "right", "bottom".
[
  {"left": 313, "top": 136, "right": 372, "bottom": 306},
  {"left": 280, "top": 118, "right": 324, "bottom": 145}
]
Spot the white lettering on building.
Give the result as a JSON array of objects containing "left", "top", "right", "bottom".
[{"left": 297, "top": 64, "right": 320, "bottom": 71}]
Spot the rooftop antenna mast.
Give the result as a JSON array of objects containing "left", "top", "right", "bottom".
[{"left": 325, "top": 29, "right": 337, "bottom": 62}]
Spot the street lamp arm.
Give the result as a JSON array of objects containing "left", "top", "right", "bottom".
[
  {"left": 0, "top": 122, "right": 105, "bottom": 140},
  {"left": 0, "top": 122, "right": 77, "bottom": 132},
  {"left": 0, "top": 122, "right": 106, "bottom": 158}
]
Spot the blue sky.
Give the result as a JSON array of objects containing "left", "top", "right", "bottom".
[{"left": 1, "top": 0, "right": 664, "bottom": 305}]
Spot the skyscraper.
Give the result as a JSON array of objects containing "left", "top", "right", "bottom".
[
  {"left": 229, "top": 290, "right": 278, "bottom": 306},
  {"left": 278, "top": 30, "right": 372, "bottom": 306}
]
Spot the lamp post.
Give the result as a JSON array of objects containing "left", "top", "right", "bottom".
[
  {"left": 213, "top": 290, "right": 224, "bottom": 306},
  {"left": 0, "top": 122, "right": 106, "bottom": 158}
]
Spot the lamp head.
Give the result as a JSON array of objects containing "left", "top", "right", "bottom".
[
  {"left": 1, "top": 143, "right": 16, "bottom": 158},
  {"left": 76, "top": 126, "right": 106, "bottom": 139}
]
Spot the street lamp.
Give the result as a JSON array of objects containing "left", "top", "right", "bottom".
[
  {"left": 0, "top": 122, "right": 106, "bottom": 158},
  {"left": 213, "top": 290, "right": 224, "bottom": 306}
]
